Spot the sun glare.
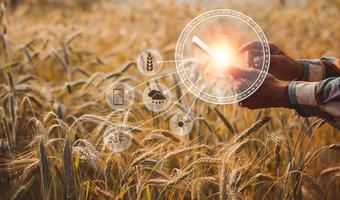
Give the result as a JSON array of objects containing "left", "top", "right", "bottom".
[
  {"left": 209, "top": 42, "right": 236, "bottom": 71},
  {"left": 212, "top": 47, "right": 232, "bottom": 67},
  {"left": 191, "top": 35, "right": 237, "bottom": 71}
]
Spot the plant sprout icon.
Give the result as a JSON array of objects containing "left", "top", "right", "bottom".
[
  {"left": 103, "top": 126, "right": 132, "bottom": 153},
  {"left": 113, "top": 131, "right": 125, "bottom": 143},
  {"left": 146, "top": 53, "right": 154, "bottom": 72}
]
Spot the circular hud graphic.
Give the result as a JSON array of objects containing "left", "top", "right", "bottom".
[{"left": 175, "top": 9, "right": 270, "bottom": 104}]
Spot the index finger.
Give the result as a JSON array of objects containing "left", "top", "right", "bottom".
[
  {"left": 239, "top": 41, "right": 263, "bottom": 53},
  {"left": 239, "top": 41, "right": 280, "bottom": 54}
]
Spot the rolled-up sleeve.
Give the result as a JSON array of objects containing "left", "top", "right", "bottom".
[
  {"left": 288, "top": 56, "right": 339, "bottom": 126},
  {"left": 299, "top": 56, "right": 340, "bottom": 81},
  {"left": 288, "top": 77, "right": 340, "bottom": 125}
]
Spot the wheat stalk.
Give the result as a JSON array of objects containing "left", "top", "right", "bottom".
[
  {"left": 38, "top": 140, "right": 50, "bottom": 199},
  {"left": 235, "top": 116, "right": 271, "bottom": 142},
  {"left": 219, "top": 160, "right": 227, "bottom": 200}
]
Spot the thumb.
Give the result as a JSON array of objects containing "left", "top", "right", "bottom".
[{"left": 224, "top": 67, "right": 258, "bottom": 80}]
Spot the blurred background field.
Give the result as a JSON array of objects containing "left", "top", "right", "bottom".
[{"left": 0, "top": 0, "right": 339, "bottom": 199}]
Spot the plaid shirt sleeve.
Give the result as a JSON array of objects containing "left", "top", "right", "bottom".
[
  {"left": 298, "top": 56, "right": 340, "bottom": 81},
  {"left": 288, "top": 56, "right": 340, "bottom": 126}
]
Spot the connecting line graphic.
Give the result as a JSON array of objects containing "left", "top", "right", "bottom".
[
  {"left": 127, "top": 71, "right": 178, "bottom": 93},
  {"left": 156, "top": 58, "right": 197, "bottom": 64},
  {"left": 165, "top": 75, "right": 191, "bottom": 93},
  {"left": 129, "top": 83, "right": 195, "bottom": 132},
  {"left": 127, "top": 56, "right": 202, "bottom": 94},
  {"left": 127, "top": 67, "right": 189, "bottom": 94},
  {"left": 184, "top": 95, "right": 198, "bottom": 119},
  {"left": 124, "top": 57, "right": 201, "bottom": 132}
]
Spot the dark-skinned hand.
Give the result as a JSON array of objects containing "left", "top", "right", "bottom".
[
  {"left": 224, "top": 67, "right": 289, "bottom": 109},
  {"left": 239, "top": 41, "right": 304, "bottom": 81}
]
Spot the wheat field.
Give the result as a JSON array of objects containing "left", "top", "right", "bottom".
[{"left": 0, "top": 0, "right": 339, "bottom": 199}]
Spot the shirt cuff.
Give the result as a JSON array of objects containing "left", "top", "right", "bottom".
[
  {"left": 298, "top": 59, "right": 325, "bottom": 81},
  {"left": 288, "top": 81, "right": 318, "bottom": 117},
  {"left": 321, "top": 56, "right": 340, "bottom": 68}
]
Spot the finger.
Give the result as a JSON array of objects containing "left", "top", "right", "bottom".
[
  {"left": 239, "top": 41, "right": 262, "bottom": 52},
  {"left": 239, "top": 41, "right": 282, "bottom": 55},
  {"left": 253, "top": 56, "right": 266, "bottom": 70},
  {"left": 224, "top": 67, "right": 259, "bottom": 80},
  {"left": 253, "top": 56, "right": 263, "bottom": 69},
  {"left": 247, "top": 50, "right": 263, "bottom": 67}
]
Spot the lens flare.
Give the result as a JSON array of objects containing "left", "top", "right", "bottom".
[
  {"left": 211, "top": 46, "right": 233, "bottom": 67},
  {"left": 191, "top": 35, "right": 236, "bottom": 71}
]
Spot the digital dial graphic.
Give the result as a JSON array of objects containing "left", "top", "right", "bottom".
[{"left": 175, "top": 9, "right": 270, "bottom": 104}]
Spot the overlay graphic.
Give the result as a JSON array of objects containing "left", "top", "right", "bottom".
[
  {"left": 104, "top": 9, "right": 270, "bottom": 152},
  {"left": 175, "top": 9, "right": 270, "bottom": 104}
]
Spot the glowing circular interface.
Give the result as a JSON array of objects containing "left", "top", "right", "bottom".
[{"left": 175, "top": 9, "right": 270, "bottom": 104}]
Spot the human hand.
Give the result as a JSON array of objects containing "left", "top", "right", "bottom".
[
  {"left": 239, "top": 41, "right": 304, "bottom": 81},
  {"left": 224, "top": 67, "right": 289, "bottom": 109}
]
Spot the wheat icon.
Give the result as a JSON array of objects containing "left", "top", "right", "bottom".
[{"left": 146, "top": 53, "right": 154, "bottom": 72}]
